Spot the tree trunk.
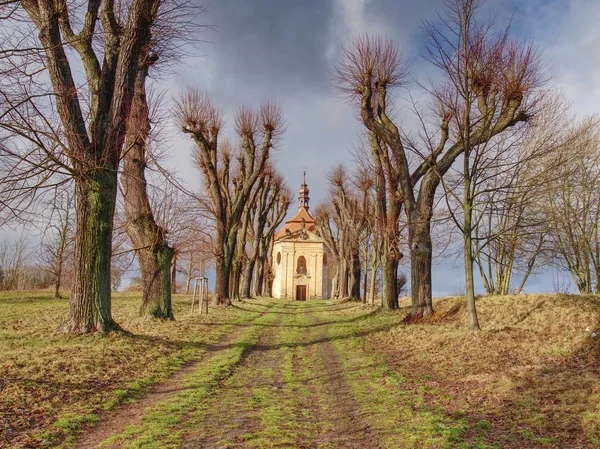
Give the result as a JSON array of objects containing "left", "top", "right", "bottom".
[
  {"left": 171, "top": 253, "right": 177, "bottom": 294},
  {"left": 341, "top": 259, "right": 349, "bottom": 298},
  {"left": 59, "top": 171, "right": 119, "bottom": 333},
  {"left": 213, "top": 230, "right": 233, "bottom": 304},
  {"left": 241, "top": 260, "right": 255, "bottom": 299},
  {"left": 231, "top": 259, "right": 242, "bottom": 301},
  {"left": 381, "top": 251, "right": 398, "bottom": 309},
  {"left": 369, "top": 259, "right": 377, "bottom": 305},
  {"left": 137, "top": 245, "right": 174, "bottom": 318},
  {"left": 350, "top": 249, "right": 361, "bottom": 299},
  {"left": 362, "top": 269, "right": 367, "bottom": 304},
  {"left": 122, "top": 61, "right": 175, "bottom": 319},
  {"left": 463, "top": 159, "right": 480, "bottom": 330},
  {"left": 408, "top": 217, "right": 433, "bottom": 319},
  {"left": 464, "top": 214, "right": 480, "bottom": 330},
  {"left": 254, "top": 259, "right": 264, "bottom": 297}
]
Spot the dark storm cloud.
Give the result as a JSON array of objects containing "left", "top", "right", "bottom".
[{"left": 188, "top": 0, "right": 335, "bottom": 101}]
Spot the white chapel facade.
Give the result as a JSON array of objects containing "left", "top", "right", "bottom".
[{"left": 272, "top": 175, "right": 331, "bottom": 300}]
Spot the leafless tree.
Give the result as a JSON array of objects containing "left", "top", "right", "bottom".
[
  {"left": 40, "top": 185, "right": 75, "bottom": 298},
  {"left": 254, "top": 186, "right": 290, "bottom": 297},
  {"left": 541, "top": 117, "right": 600, "bottom": 294},
  {"left": 176, "top": 91, "right": 284, "bottom": 304},
  {"left": 335, "top": 0, "right": 544, "bottom": 320},
  {"left": 0, "top": 0, "right": 164, "bottom": 333},
  {"left": 240, "top": 169, "right": 290, "bottom": 298}
]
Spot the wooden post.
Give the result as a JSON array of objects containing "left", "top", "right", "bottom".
[
  {"left": 190, "top": 277, "right": 198, "bottom": 315},
  {"left": 199, "top": 277, "right": 209, "bottom": 314},
  {"left": 191, "top": 277, "right": 209, "bottom": 315}
]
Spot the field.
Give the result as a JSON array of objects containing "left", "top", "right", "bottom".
[{"left": 1, "top": 291, "right": 599, "bottom": 448}]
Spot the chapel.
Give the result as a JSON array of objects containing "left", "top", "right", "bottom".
[{"left": 271, "top": 174, "right": 331, "bottom": 300}]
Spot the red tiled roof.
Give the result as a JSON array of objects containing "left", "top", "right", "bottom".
[{"left": 274, "top": 207, "right": 316, "bottom": 241}]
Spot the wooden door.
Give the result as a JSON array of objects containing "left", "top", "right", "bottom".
[{"left": 296, "top": 285, "right": 307, "bottom": 301}]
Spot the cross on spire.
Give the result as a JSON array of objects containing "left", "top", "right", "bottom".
[{"left": 298, "top": 171, "right": 310, "bottom": 210}]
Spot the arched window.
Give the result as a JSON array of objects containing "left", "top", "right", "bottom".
[
  {"left": 277, "top": 252, "right": 281, "bottom": 265},
  {"left": 296, "top": 256, "right": 307, "bottom": 275},
  {"left": 323, "top": 254, "right": 327, "bottom": 266}
]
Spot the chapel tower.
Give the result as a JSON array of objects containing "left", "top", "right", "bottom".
[{"left": 271, "top": 174, "right": 331, "bottom": 300}]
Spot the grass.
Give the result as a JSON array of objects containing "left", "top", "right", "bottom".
[
  {"left": 0, "top": 290, "right": 267, "bottom": 448},
  {"left": 370, "top": 293, "right": 600, "bottom": 448},
  {"left": 2, "top": 291, "right": 600, "bottom": 448}
]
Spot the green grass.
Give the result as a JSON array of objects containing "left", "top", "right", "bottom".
[
  {"left": 2, "top": 292, "right": 600, "bottom": 448},
  {"left": 0, "top": 290, "right": 269, "bottom": 448}
]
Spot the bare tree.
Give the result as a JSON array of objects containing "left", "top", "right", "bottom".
[
  {"left": 176, "top": 91, "right": 283, "bottom": 304},
  {"left": 40, "top": 185, "right": 75, "bottom": 298},
  {"left": 315, "top": 204, "right": 342, "bottom": 299},
  {"left": 121, "top": 56, "right": 176, "bottom": 319},
  {"left": 240, "top": 169, "right": 289, "bottom": 298},
  {"left": 254, "top": 187, "right": 290, "bottom": 297},
  {"left": 542, "top": 117, "right": 600, "bottom": 294},
  {"left": 328, "top": 165, "right": 366, "bottom": 300},
  {"left": 0, "top": 0, "right": 163, "bottom": 333},
  {"left": 335, "top": 0, "right": 544, "bottom": 319}
]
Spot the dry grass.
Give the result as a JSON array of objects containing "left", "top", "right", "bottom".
[
  {"left": 373, "top": 294, "right": 600, "bottom": 448},
  {"left": 2, "top": 291, "right": 600, "bottom": 448},
  {"left": 0, "top": 290, "right": 261, "bottom": 448}
]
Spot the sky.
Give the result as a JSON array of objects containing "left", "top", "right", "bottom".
[{"left": 156, "top": 0, "right": 600, "bottom": 295}]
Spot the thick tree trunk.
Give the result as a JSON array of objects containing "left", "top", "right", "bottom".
[
  {"left": 331, "top": 263, "right": 340, "bottom": 299},
  {"left": 231, "top": 260, "right": 242, "bottom": 301},
  {"left": 59, "top": 171, "right": 119, "bottom": 333},
  {"left": 122, "top": 63, "right": 175, "bottom": 319},
  {"left": 213, "top": 231, "right": 233, "bottom": 305},
  {"left": 137, "top": 245, "right": 174, "bottom": 318},
  {"left": 241, "top": 261, "right": 255, "bottom": 299},
  {"left": 341, "top": 259, "right": 349, "bottom": 298},
  {"left": 408, "top": 217, "right": 433, "bottom": 319},
  {"left": 254, "top": 259, "right": 264, "bottom": 297}
]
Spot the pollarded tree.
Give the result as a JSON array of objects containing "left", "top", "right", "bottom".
[
  {"left": 314, "top": 203, "right": 343, "bottom": 299},
  {"left": 240, "top": 170, "right": 290, "bottom": 298},
  {"left": 121, "top": 53, "right": 176, "bottom": 319},
  {"left": 254, "top": 186, "right": 290, "bottom": 297},
  {"left": 177, "top": 91, "right": 283, "bottom": 304},
  {"left": 0, "top": 0, "right": 162, "bottom": 333},
  {"left": 328, "top": 165, "right": 365, "bottom": 300},
  {"left": 335, "top": 0, "right": 544, "bottom": 319}
]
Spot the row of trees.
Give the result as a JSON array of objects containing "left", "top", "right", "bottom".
[
  {"left": 0, "top": 0, "right": 219, "bottom": 332},
  {"left": 312, "top": 0, "right": 598, "bottom": 330},
  {"left": 177, "top": 91, "right": 291, "bottom": 305},
  {"left": 0, "top": 0, "right": 290, "bottom": 328}
]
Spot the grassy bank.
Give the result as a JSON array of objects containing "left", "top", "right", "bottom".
[{"left": 0, "top": 291, "right": 268, "bottom": 448}]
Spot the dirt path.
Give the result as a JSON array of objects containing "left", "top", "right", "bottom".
[
  {"left": 73, "top": 301, "right": 276, "bottom": 449},
  {"left": 180, "top": 303, "right": 290, "bottom": 448},
  {"left": 306, "top": 310, "right": 379, "bottom": 449},
  {"left": 71, "top": 300, "right": 390, "bottom": 449}
]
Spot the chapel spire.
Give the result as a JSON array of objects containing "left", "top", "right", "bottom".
[{"left": 298, "top": 171, "right": 310, "bottom": 211}]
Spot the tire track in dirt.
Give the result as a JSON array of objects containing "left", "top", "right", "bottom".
[
  {"left": 179, "top": 302, "right": 290, "bottom": 448},
  {"left": 73, "top": 301, "right": 276, "bottom": 449},
  {"left": 304, "top": 303, "right": 381, "bottom": 449}
]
